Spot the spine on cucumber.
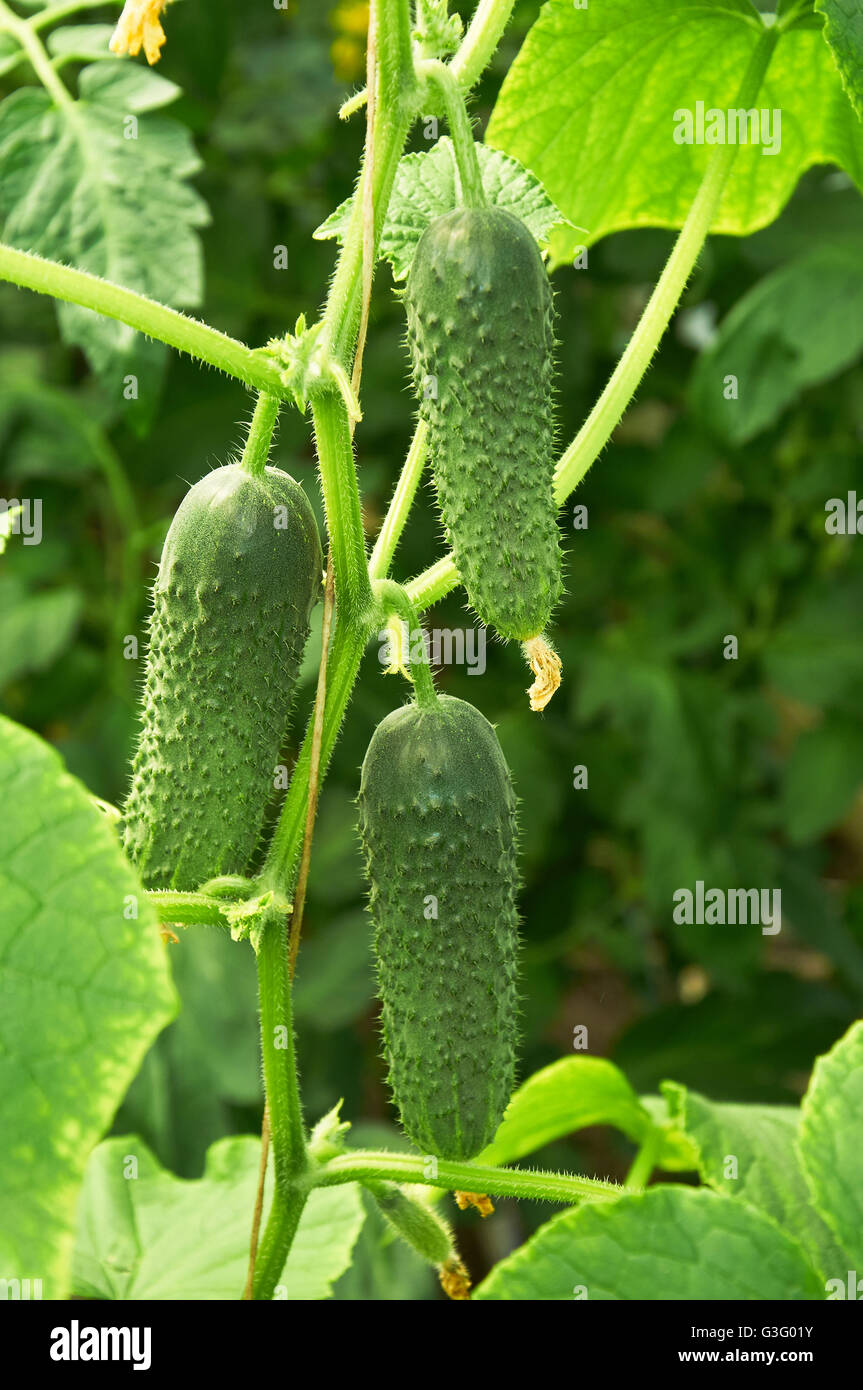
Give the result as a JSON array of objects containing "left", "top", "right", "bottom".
[
  {"left": 358, "top": 693, "right": 520, "bottom": 1160},
  {"left": 405, "top": 205, "right": 562, "bottom": 642},
  {"left": 122, "top": 463, "right": 322, "bottom": 890}
]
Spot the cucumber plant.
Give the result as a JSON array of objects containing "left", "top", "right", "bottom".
[{"left": 1, "top": 0, "right": 861, "bottom": 1308}]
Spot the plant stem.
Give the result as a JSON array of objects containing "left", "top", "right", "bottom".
[
  {"left": 145, "top": 890, "right": 232, "bottom": 929},
  {"left": 288, "top": 558, "right": 336, "bottom": 977},
  {"left": 251, "top": 911, "right": 309, "bottom": 1301},
  {"left": 29, "top": 0, "right": 119, "bottom": 31},
  {"left": 403, "top": 26, "right": 780, "bottom": 615},
  {"left": 261, "top": 616, "right": 371, "bottom": 894},
  {"left": 418, "top": 58, "right": 485, "bottom": 207},
  {"left": 405, "top": 554, "right": 460, "bottom": 611},
  {"left": 373, "top": 578, "right": 438, "bottom": 707},
  {"left": 240, "top": 392, "right": 279, "bottom": 477},
  {"left": 624, "top": 1128, "right": 661, "bottom": 1191},
  {"left": 312, "top": 393, "right": 373, "bottom": 624},
  {"left": 316, "top": 1150, "right": 624, "bottom": 1205},
  {"left": 368, "top": 417, "right": 429, "bottom": 580},
  {"left": 243, "top": 1106, "right": 271, "bottom": 1300},
  {"left": 0, "top": 0, "right": 73, "bottom": 106},
  {"left": 0, "top": 244, "right": 288, "bottom": 395},
  {"left": 450, "top": 0, "right": 516, "bottom": 90},
  {"left": 322, "top": 0, "right": 416, "bottom": 369}
]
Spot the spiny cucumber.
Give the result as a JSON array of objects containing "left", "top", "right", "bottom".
[
  {"left": 358, "top": 693, "right": 520, "bottom": 1160},
  {"left": 122, "top": 463, "right": 322, "bottom": 890},
  {"left": 405, "top": 205, "right": 562, "bottom": 644}
]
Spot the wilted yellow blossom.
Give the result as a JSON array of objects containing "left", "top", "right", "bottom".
[{"left": 110, "top": 0, "right": 169, "bottom": 66}]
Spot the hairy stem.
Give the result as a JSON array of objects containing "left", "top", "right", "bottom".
[
  {"left": 322, "top": 0, "right": 416, "bottom": 368},
  {"left": 251, "top": 912, "right": 309, "bottom": 1300},
  {"left": 418, "top": 59, "right": 485, "bottom": 207},
  {"left": 145, "top": 890, "right": 232, "bottom": 929},
  {"left": 288, "top": 559, "right": 336, "bottom": 977},
  {"left": 312, "top": 393, "right": 373, "bottom": 623},
  {"left": 316, "top": 1150, "right": 624, "bottom": 1205},
  {"left": 0, "top": 245, "right": 288, "bottom": 394},
  {"left": 368, "top": 418, "right": 429, "bottom": 581},
  {"left": 261, "top": 616, "right": 371, "bottom": 893},
  {"left": 240, "top": 392, "right": 280, "bottom": 477},
  {"left": 373, "top": 578, "right": 438, "bottom": 707},
  {"left": 450, "top": 0, "right": 516, "bottom": 90}
]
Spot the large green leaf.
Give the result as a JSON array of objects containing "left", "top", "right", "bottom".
[
  {"left": 798, "top": 1021, "right": 863, "bottom": 1270},
  {"left": 690, "top": 240, "right": 863, "bottom": 444},
  {"left": 664, "top": 1084, "right": 849, "bottom": 1279},
  {"left": 0, "top": 716, "right": 177, "bottom": 1297},
  {"left": 73, "top": 1136, "right": 365, "bottom": 1300},
  {"left": 475, "top": 1186, "right": 824, "bottom": 1300},
  {"left": 487, "top": 0, "right": 863, "bottom": 259},
  {"left": 0, "top": 63, "right": 208, "bottom": 395},
  {"left": 816, "top": 0, "right": 863, "bottom": 120}
]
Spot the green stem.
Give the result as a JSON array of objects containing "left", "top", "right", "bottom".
[
  {"left": 405, "top": 554, "right": 460, "bottom": 612},
  {"left": 322, "top": 0, "right": 416, "bottom": 368},
  {"left": 0, "top": 245, "right": 288, "bottom": 395},
  {"left": 145, "top": 890, "right": 232, "bottom": 929},
  {"left": 418, "top": 58, "right": 485, "bottom": 207},
  {"left": 312, "top": 393, "right": 373, "bottom": 624},
  {"left": 261, "top": 616, "right": 371, "bottom": 894},
  {"left": 252, "top": 1185, "right": 308, "bottom": 1300},
  {"left": 30, "top": 0, "right": 120, "bottom": 30},
  {"left": 368, "top": 417, "right": 428, "bottom": 580},
  {"left": 373, "top": 578, "right": 438, "bottom": 707},
  {"left": 240, "top": 392, "right": 279, "bottom": 477},
  {"left": 315, "top": 1150, "right": 624, "bottom": 1205},
  {"left": 450, "top": 0, "right": 516, "bottom": 90},
  {"left": 0, "top": 0, "right": 72, "bottom": 105},
  {"left": 403, "top": 26, "right": 780, "bottom": 615},
  {"left": 624, "top": 1128, "right": 661, "bottom": 1191},
  {"left": 251, "top": 912, "right": 309, "bottom": 1300}
]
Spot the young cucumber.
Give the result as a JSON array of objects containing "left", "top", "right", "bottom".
[
  {"left": 406, "top": 205, "right": 562, "bottom": 643},
  {"left": 122, "top": 464, "right": 322, "bottom": 890},
  {"left": 358, "top": 693, "right": 519, "bottom": 1160}
]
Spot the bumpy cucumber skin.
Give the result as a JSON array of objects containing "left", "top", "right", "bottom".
[
  {"left": 358, "top": 694, "right": 520, "bottom": 1160},
  {"left": 122, "top": 464, "right": 322, "bottom": 890},
  {"left": 405, "top": 206, "right": 562, "bottom": 641}
]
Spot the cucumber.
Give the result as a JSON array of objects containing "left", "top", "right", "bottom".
[
  {"left": 122, "top": 463, "right": 322, "bottom": 890},
  {"left": 405, "top": 205, "right": 562, "bottom": 642},
  {"left": 358, "top": 693, "right": 519, "bottom": 1160}
]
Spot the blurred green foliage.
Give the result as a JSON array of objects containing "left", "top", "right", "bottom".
[{"left": 2, "top": 0, "right": 862, "bottom": 1295}]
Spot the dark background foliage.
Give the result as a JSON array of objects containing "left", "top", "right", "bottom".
[{"left": 2, "top": 0, "right": 862, "bottom": 1296}]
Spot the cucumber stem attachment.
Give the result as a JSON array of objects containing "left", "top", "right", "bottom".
[
  {"left": 373, "top": 578, "right": 438, "bottom": 707},
  {"left": 240, "top": 392, "right": 279, "bottom": 477},
  {"left": 417, "top": 58, "right": 485, "bottom": 208}
]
